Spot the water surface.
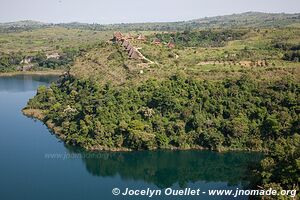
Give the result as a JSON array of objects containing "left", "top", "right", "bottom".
[{"left": 0, "top": 75, "right": 262, "bottom": 200}]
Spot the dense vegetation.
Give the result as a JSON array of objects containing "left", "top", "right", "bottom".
[
  {"left": 249, "top": 134, "right": 300, "bottom": 199},
  {"left": 25, "top": 74, "right": 299, "bottom": 152},
  {"left": 152, "top": 30, "right": 247, "bottom": 47},
  {"left": 283, "top": 51, "right": 300, "bottom": 62},
  {"left": 0, "top": 51, "right": 24, "bottom": 71},
  {"left": 33, "top": 47, "right": 87, "bottom": 69},
  {"left": 0, "top": 48, "right": 80, "bottom": 72},
  {"left": 273, "top": 42, "right": 300, "bottom": 62},
  {"left": 24, "top": 73, "right": 300, "bottom": 198}
]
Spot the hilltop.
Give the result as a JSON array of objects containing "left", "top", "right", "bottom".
[
  {"left": 0, "top": 20, "right": 47, "bottom": 27},
  {"left": 44, "top": 12, "right": 300, "bottom": 30},
  {"left": 23, "top": 26, "right": 300, "bottom": 151},
  {"left": 70, "top": 28, "right": 300, "bottom": 85},
  {"left": 190, "top": 11, "right": 300, "bottom": 28},
  {"left": 0, "top": 20, "right": 49, "bottom": 32}
]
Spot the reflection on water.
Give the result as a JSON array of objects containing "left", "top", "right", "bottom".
[
  {"left": 0, "top": 75, "right": 263, "bottom": 200},
  {"left": 66, "top": 145, "right": 262, "bottom": 189},
  {"left": 0, "top": 75, "right": 59, "bottom": 92}
]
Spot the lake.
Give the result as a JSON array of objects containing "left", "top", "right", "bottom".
[{"left": 0, "top": 75, "right": 262, "bottom": 200}]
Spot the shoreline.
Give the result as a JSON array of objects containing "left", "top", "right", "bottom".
[
  {"left": 0, "top": 70, "right": 64, "bottom": 77},
  {"left": 22, "top": 108, "right": 132, "bottom": 152},
  {"left": 22, "top": 108, "right": 266, "bottom": 153}
]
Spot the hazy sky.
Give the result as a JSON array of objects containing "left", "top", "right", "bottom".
[{"left": 1, "top": 0, "right": 300, "bottom": 24}]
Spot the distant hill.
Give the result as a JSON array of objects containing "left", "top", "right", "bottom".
[
  {"left": 0, "top": 20, "right": 47, "bottom": 27},
  {"left": 1, "top": 12, "right": 300, "bottom": 32},
  {"left": 57, "top": 12, "right": 300, "bottom": 31},
  {"left": 189, "top": 12, "right": 300, "bottom": 28},
  {"left": 0, "top": 20, "right": 50, "bottom": 32}
]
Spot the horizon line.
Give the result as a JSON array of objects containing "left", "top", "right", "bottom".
[{"left": 1, "top": 11, "right": 299, "bottom": 25}]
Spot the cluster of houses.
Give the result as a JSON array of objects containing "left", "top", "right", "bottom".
[
  {"left": 121, "top": 40, "right": 145, "bottom": 59},
  {"left": 112, "top": 32, "right": 147, "bottom": 42},
  {"left": 152, "top": 38, "right": 175, "bottom": 48},
  {"left": 113, "top": 32, "right": 176, "bottom": 48},
  {"left": 111, "top": 32, "right": 176, "bottom": 60},
  {"left": 112, "top": 32, "right": 146, "bottom": 60}
]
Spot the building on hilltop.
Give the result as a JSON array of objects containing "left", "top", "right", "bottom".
[
  {"left": 152, "top": 38, "right": 161, "bottom": 45},
  {"left": 110, "top": 33, "right": 144, "bottom": 60},
  {"left": 125, "top": 33, "right": 134, "bottom": 40},
  {"left": 129, "top": 48, "right": 144, "bottom": 59},
  {"left": 137, "top": 34, "right": 146, "bottom": 41},
  {"left": 167, "top": 41, "right": 175, "bottom": 48},
  {"left": 112, "top": 32, "right": 124, "bottom": 42},
  {"left": 122, "top": 40, "right": 130, "bottom": 48}
]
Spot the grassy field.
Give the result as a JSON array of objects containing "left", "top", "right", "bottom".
[
  {"left": 0, "top": 25, "right": 299, "bottom": 81},
  {"left": 0, "top": 27, "right": 114, "bottom": 72},
  {"left": 0, "top": 27, "right": 112, "bottom": 54},
  {"left": 70, "top": 27, "right": 300, "bottom": 86}
]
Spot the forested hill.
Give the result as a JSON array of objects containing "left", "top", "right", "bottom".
[
  {"left": 0, "top": 20, "right": 49, "bottom": 32},
  {"left": 0, "top": 20, "right": 46, "bottom": 27},
  {"left": 39, "top": 12, "right": 300, "bottom": 30},
  {"left": 189, "top": 12, "right": 300, "bottom": 28},
  {"left": 1, "top": 12, "right": 300, "bottom": 32}
]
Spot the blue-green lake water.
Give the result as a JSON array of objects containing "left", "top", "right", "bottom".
[{"left": 0, "top": 75, "right": 262, "bottom": 200}]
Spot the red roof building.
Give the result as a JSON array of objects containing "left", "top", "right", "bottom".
[
  {"left": 112, "top": 32, "right": 124, "bottom": 42},
  {"left": 137, "top": 34, "right": 147, "bottom": 41},
  {"left": 152, "top": 38, "right": 161, "bottom": 45},
  {"left": 167, "top": 42, "right": 175, "bottom": 48}
]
